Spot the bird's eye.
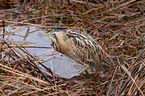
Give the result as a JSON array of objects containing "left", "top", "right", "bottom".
[{"left": 51, "top": 33, "right": 56, "bottom": 38}]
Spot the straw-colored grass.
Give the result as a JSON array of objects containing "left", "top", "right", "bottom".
[{"left": 0, "top": 0, "right": 144, "bottom": 95}]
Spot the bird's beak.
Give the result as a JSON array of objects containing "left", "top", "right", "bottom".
[
  {"left": 39, "top": 33, "right": 57, "bottom": 43},
  {"left": 39, "top": 34, "right": 50, "bottom": 37}
]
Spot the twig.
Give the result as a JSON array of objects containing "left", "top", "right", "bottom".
[{"left": 108, "top": 48, "right": 145, "bottom": 95}]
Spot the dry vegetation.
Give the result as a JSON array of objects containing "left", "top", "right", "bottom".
[{"left": 0, "top": 0, "right": 145, "bottom": 95}]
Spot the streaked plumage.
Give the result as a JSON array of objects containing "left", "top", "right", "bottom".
[{"left": 48, "top": 29, "right": 114, "bottom": 73}]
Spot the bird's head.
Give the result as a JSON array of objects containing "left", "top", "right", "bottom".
[{"left": 48, "top": 30, "right": 73, "bottom": 53}]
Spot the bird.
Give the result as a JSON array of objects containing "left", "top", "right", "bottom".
[{"left": 48, "top": 29, "right": 114, "bottom": 74}]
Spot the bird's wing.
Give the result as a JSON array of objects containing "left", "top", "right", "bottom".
[
  {"left": 68, "top": 32, "right": 114, "bottom": 67},
  {"left": 91, "top": 38, "right": 114, "bottom": 67}
]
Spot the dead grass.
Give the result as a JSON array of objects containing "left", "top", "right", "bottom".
[{"left": 0, "top": 0, "right": 145, "bottom": 95}]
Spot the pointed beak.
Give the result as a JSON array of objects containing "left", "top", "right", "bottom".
[{"left": 39, "top": 33, "right": 56, "bottom": 42}]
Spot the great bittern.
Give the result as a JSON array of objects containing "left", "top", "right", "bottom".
[{"left": 48, "top": 29, "right": 114, "bottom": 74}]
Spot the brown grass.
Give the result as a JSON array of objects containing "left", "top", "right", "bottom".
[{"left": 0, "top": 0, "right": 145, "bottom": 95}]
